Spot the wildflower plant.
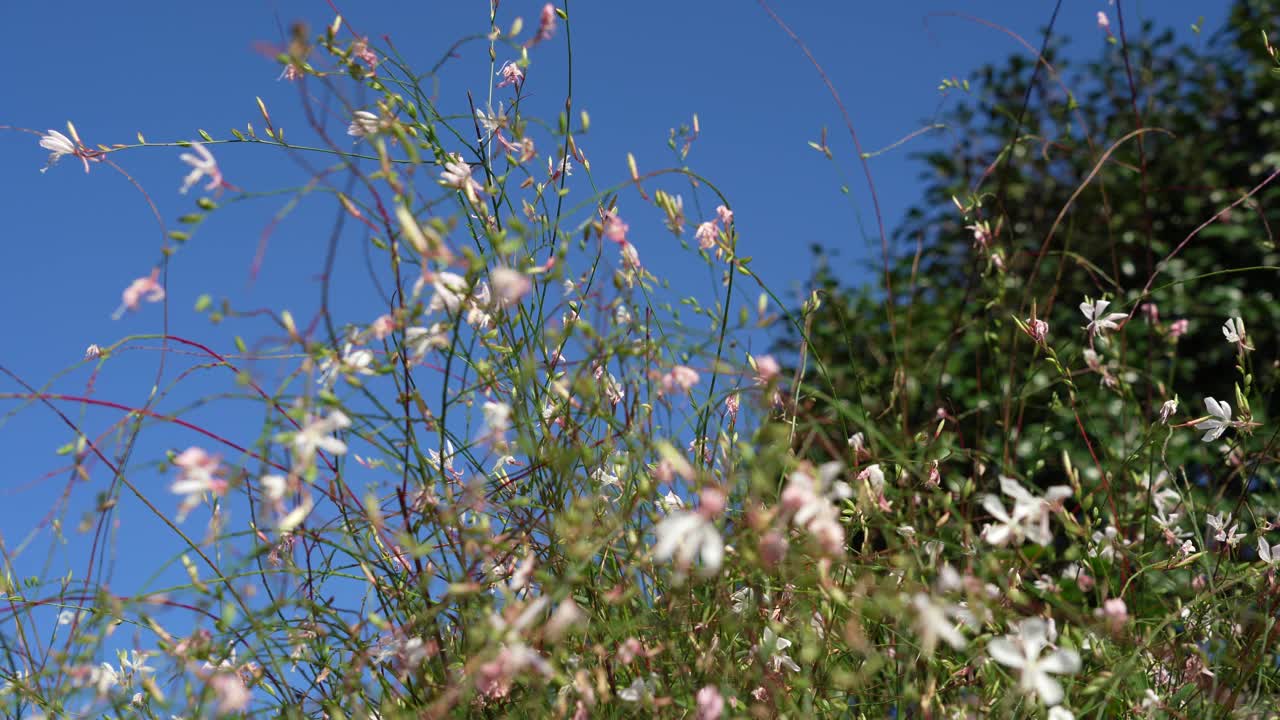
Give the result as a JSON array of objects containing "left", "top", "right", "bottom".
[{"left": 4, "top": 3, "right": 1280, "bottom": 720}]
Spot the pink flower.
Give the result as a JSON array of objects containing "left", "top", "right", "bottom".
[
  {"left": 662, "top": 365, "right": 700, "bottom": 394},
  {"left": 439, "top": 153, "right": 485, "bottom": 206},
  {"left": 699, "top": 487, "right": 727, "bottom": 519},
  {"left": 724, "top": 392, "right": 740, "bottom": 420},
  {"left": 497, "top": 61, "right": 525, "bottom": 88},
  {"left": 1024, "top": 317, "right": 1049, "bottom": 344},
  {"left": 715, "top": 205, "right": 734, "bottom": 225},
  {"left": 695, "top": 220, "right": 719, "bottom": 251},
  {"left": 696, "top": 686, "right": 725, "bottom": 720},
  {"left": 532, "top": 4, "right": 558, "bottom": 45},
  {"left": 114, "top": 269, "right": 165, "bottom": 319},
  {"left": 754, "top": 354, "right": 781, "bottom": 384},
  {"left": 208, "top": 671, "right": 250, "bottom": 713},
  {"left": 966, "top": 220, "right": 992, "bottom": 249},
  {"left": 179, "top": 142, "right": 223, "bottom": 195},
  {"left": 171, "top": 447, "right": 228, "bottom": 522},
  {"left": 352, "top": 38, "right": 379, "bottom": 74},
  {"left": 369, "top": 314, "right": 396, "bottom": 340},
  {"left": 1097, "top": 11, "right": 1111, "bottom": 31},
  {"left": 1097, "top": 597, "right": 1127, "bottom": 632},
  {"left": 1168, "top": 318, "right": 1189, "bottom": 340},
  {"left": 602, "top": 209, "right": 630, "bottom": 244},
  {"left": 490, "top": 267, "right": 533, "bottom": 305}
]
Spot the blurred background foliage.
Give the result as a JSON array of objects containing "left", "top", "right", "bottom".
[{"left": 785, "top": 0, "right": 1280, "bottom": 493}]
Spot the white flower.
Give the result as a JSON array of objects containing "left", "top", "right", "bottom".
[
  {"left": 426, "top": 439, "right": 457, "bottom": 476},
  {"left": 730, "top": 587, "right": 757, "bottom": 613},
  {"left": 318, "top": 342, "right": 376, "bottom": 387},
  {"left": 178, "top": 142, "right": 222, "bottom": 194},
  {"left": 439, "top": 153, "right": 484, "bottom": 205},
  {"left": 791, "top": 462, "right": 852, "bottom": 527},
  {"left": 618, "top": 675, "right": 656, "bottom": 703},
  {"left": 911, "top": 593, "right": 967, "bottom": 654},
  {"left": 482, "top": 401, "right": 512, "bottom": 436},
  {"left": 981, "top": 477, "right": 1070, "bottom": 547},
  {"left": 591, "top": 463, "right": 622, "bottom": 491},
  {"left": 39, "top": 129, "right": 77, "bottom": 169},
  {"left": 1259, "top": 534, "right": 1280, "bottom": 564},
  {"left": 781, "top": 462, "right": 852, "bottom": 555},
  {"left": 981, "top": 493, "right": 1024, "bottom": 547},
  {"left": 286, "top": 410, "right": 351, "bottom": 466},
  {"left": 1207, "top": 512, "right": 1244, "bottom": 547},
  {"left": 474, "top": 103, "right": 508, "bottom": 140},
  {"left": 657, "top": 490, "right": 684, "bottom": 513},
  {"left": 1079, "top": 298, "right": 1127, "bottom": 337},
  {"left": 90, "top": 661, "right": 120, "bottom": 695},
  {"left": 619, "top": 240, "right": 640, "bottom": 270},
  {"left": 490, "top": 267, "right": 532, "bottom": 306},
  {"left": 614, "top": 304, "right": 633, "bottom": 326},
  {"left": 405, "top": 324, "right": 449, "bottom": 362},
  {"left": 427, "top": 271, "right": 473, "bottom": 316},
  {"left": 1194, "top": 397, "right": 1232, "bottom": 442},
  {"left": 548, "top": 154, "right": 573, "bottom": 178},
  {"left": 1048, "top": 707, "right": 1075, "bottom": 720},
  {"left": 117, "top": 649, "right": 155, "bottom": 680},
  {"left": 347, "top": 110, "right": 382, "bottom": 138},
  {"left": 1222, "top": 317, "right": 1246, "bottom": 345},
  {"left": 653, "top": 511, "right": 723, "bottom": 578},
  {"left": 261, "top": 474, "right": 288, "bottom": 503},
  {"left": 1157, "top": 398, "right": 1178, "bottom": 424},
  {"left": 758, "top": 628, "right": 801, "bottom": 673},
  {"left": 987, "top": 618, "right": 1081, "bottom": 706}
]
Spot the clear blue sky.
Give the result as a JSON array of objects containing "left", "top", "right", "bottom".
[{"left": 0, "top": 0, "right": 1222, "bottom": 696}]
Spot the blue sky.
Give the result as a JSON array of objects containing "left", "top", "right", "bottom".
[{"left": 0, "top": 0, "right": 1224, "bottom": 702}]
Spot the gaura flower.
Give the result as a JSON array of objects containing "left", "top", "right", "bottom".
[
  {"left": 1079, "top": 298, "right": 1127, "bottom": 338},
  {"left": 113, "top": 269, "right": 165, "bottom": 319},
  {"left": 1207, "top": 512, "right": 1244, "bottom": 547},
  {"left": 489, "top": 267, "right": 532, "bottom": 306},
  {"left": 497, "top": 61, "right": 524, "bottom": 88},
  {"left": 1258, "top": 534, "right": 1280, "bottom": 564},
  {"left": 1194, "top": 397, "right": 1233, "bottom": 442},
  {"left": 347, "top": 110, "right": 382, "bottom": 138},
  {"left": 988, "top": 618, "right": 1081, "bottom": 706},
  {"left": 662, "top": 365, "right": 700, "bottom": 395},
  {"left": 439, "top": 153, "right": 485, "bottom": 206},
  {"left": 695, "top": 220, "right": 719, "bottom": 251},
  {"left": 757, "top": 628, "right": 801, "bottom": 673},
  {"left": 530, "top": 4, "right": 558, "bottom": 45},
  {"left": 179, "top": 142, "right": 223, "bottom": 194},
  {"left": 653, "top": 511, "right": 723, "bottom": 578},
  {"left": 40, "top": 129, "right": 87, "bottom": 173},
  {"left": 171, "top": 447, "right": 228, "bottom": 522},
  {"left": 1222, "top": 316, "right": 1252, "bottom": 350},
  {"left": 282, "top": 410, "right": 351, "bottom": 467},
  {"left": 911, "top": 592, "right": 968, "bottom": 655}
]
